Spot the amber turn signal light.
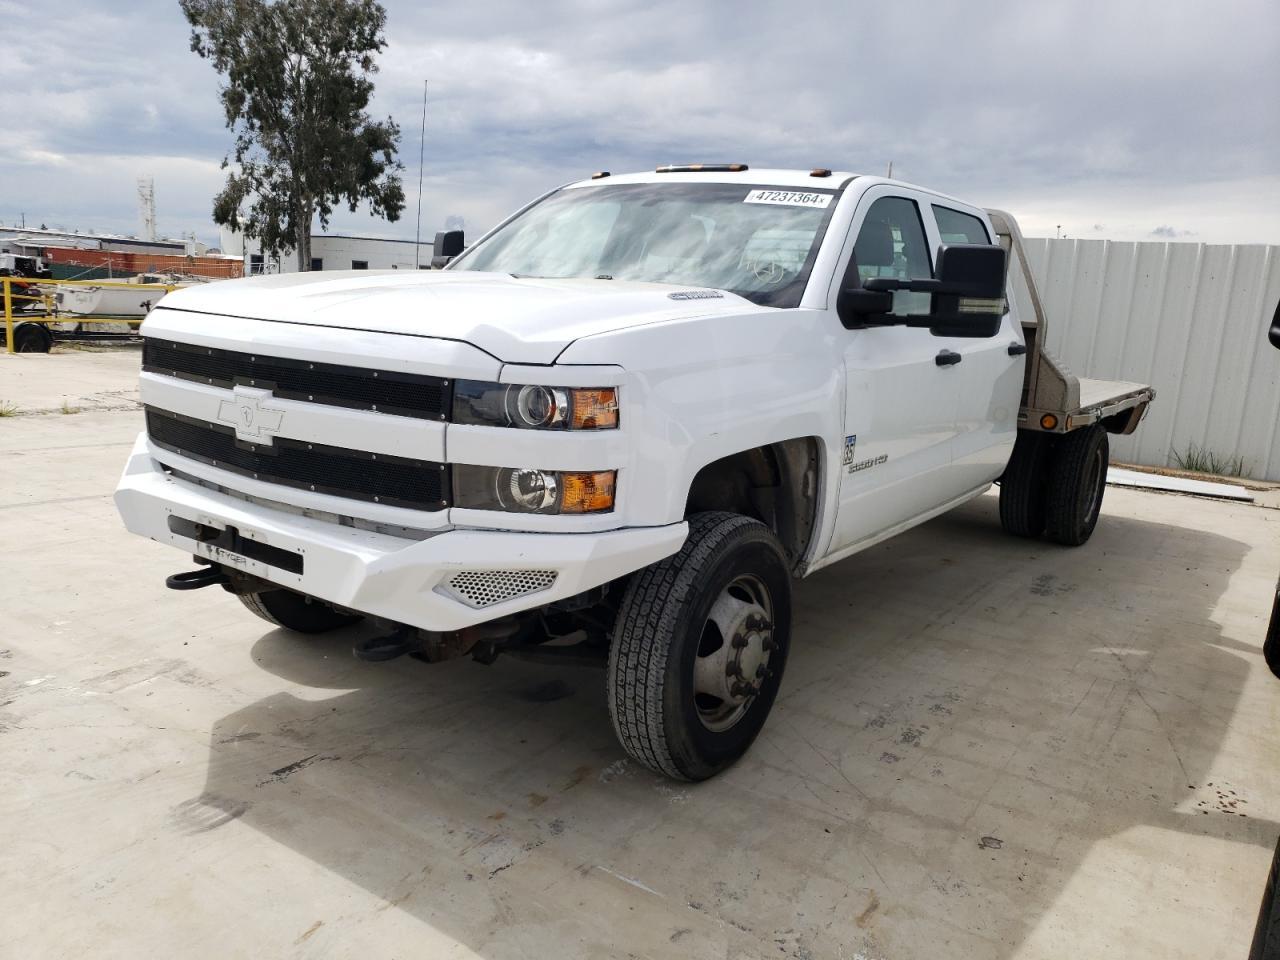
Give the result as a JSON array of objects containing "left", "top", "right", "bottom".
[
  {"left": 1040, "top": 413, "right": 1059, "bottom": 430},
  {"left": 561, "top": 470, "right": 616, "bottom": 513},
  {"left": 570, "top": 388, "right": 619, "bottom": 429}
]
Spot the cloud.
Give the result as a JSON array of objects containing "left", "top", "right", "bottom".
[
  {"left": 1, "top": 0, "right": 1278, "bottom": 245},
  {"left": 1151, "top": 225, "right": 1194, "bottom": 238}
]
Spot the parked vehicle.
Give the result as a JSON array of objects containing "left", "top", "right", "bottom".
[
  {"left": 116, "top": 165, "right": 1154, "bottom": 780},
  {"left": 1266, "top": 299, "right": 1280, "bottom": 679},
  {"left": 1, "top": 252, "right": 55, "bottom": 352}
]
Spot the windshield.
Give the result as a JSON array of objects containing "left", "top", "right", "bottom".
[{"left": 450, "top": 181, "right": 843, "bottom": 308}]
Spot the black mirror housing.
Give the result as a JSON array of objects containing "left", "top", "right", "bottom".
[
  {"left": 836, "top": 288, "right": 893, "bottom": 328},
  {"left": 1269, "top": 298, "right": 1280, "bottom": 350},
  {"left": 431, "top": 229, "right": 465, "bottom": 268},
  {"left": 928, "top": 243, "right": 1007, "bottom": 337},
  {"left": 838, "top": 243, "right": 1007, "bottom": 336},
  {"left": 933, "top": 243, "right": 1005, "bottom": 299}
]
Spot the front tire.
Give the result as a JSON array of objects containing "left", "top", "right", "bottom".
[
  {"left": 607, "top": 512, "right": 792, "bottom": 781},
  {"left": 1044, "top": 425, "right": 1109, "bottom": 546},
  {"left": 238, "top": 589, "right": 362, "bottom": 634}
]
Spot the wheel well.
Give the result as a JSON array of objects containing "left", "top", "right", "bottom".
[{"left": 684, "top": 438, "right": 821, "bottom": 570}]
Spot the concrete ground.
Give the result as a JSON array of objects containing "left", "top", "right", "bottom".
[
  {"left": 0, "top": 346, "right": 141, "bottom": 414},
  {"left": 2, "top": 351, "right": 1279, "bottom": 959}
]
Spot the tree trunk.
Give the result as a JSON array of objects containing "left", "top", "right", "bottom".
[{"left": 295, "top": 197, "right": 313, "bottom": 271}]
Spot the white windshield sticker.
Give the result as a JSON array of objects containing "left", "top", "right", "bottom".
[{"left": 744, "top": 189, "right": 833, "bottom": 208}]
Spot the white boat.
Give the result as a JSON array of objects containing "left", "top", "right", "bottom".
[{"left": 55, "top": 274, "right": 209, "bottom": 317}]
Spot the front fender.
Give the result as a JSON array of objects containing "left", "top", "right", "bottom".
[{"left": 556, "top": 309, "right": 846, "bottom": 530}]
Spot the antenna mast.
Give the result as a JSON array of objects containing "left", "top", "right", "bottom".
[{"left": 414, "top": 80, "right": 428, "bottom": 268}]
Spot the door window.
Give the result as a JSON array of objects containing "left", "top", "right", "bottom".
[
  {"left": 932, "top": 205, "right": 990, "bottom": 244},
  {"left": 853, "top": 196, "right": 932, "bottom": 316}
]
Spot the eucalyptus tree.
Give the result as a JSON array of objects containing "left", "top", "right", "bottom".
[{"left": 181, "top": 0, "right": 405, "bottom": 270}]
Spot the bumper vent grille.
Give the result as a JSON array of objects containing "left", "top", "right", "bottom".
[
  {"left": 146, "top": 407, "right": 448, "bottom": 511},
  {"left": 143, "top": 339, "right": 451, "bottom": 421},
  {"left": 443, "top": 570, "right": 558, "bottom": 608}
]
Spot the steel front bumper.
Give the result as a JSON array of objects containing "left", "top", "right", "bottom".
[{"left": 115, "top": 435, "right": 687, "bottom": 632}]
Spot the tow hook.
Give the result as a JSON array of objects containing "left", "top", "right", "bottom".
[{"left": 165, "top": 567, "right": 230, "bottom": 591}]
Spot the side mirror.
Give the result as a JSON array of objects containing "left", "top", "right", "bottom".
[
  {"left": 1269, "top": 298, "right": 1280, "bottom": 350},
  {"left": 836, "top": 287, "right": 893, "bottom": 326},
  {"left": 431, "top": 229, "right": 465, "bottom": 268},
  {"left": 927, "top": 244, "right": 1007, "bottom": 337},
  {"left": 838, "top": 243, "right": 1007, "bottom": 337}
]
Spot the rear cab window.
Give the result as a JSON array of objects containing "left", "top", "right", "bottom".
[{"left": 932, "top": 205, "right": 990, "bottom": 245}]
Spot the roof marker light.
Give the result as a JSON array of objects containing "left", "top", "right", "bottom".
[
  {"left": 810, "top": 168, "right": 833, "bottom": 177},
  {"left": 655, "top": 163, "right": 749, "bottom": 173}
]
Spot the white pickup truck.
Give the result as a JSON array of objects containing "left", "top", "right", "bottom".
[{"left": 116, "top": 165, "right": 1153, "bottom": 780}]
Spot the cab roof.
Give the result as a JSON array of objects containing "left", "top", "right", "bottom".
[
  {"left": 564, "top": 167, "right": 861, "bottom": 189},
  {"left": 562, "top": 167, "right": 983, "bottom": 214}
]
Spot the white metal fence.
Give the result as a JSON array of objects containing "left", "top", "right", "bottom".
[{"left": 1022, "top": 238, "right": 1280, "bottom": 480}]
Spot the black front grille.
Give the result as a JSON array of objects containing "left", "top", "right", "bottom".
[
  {"left": 146, "top": 408, "right": 448, "bottom": 511},
  {"left": 143, "top": 339, "right": 451, "bottom": 421}
]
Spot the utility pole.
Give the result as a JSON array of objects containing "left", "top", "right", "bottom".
[{"left": 414, "top": 80, "right": 428, "bottom": 269}]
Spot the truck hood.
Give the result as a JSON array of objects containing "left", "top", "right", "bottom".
[{"left": 153, "top": 270, "right": 766, "bottom": 364}]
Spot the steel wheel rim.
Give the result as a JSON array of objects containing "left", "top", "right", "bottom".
[{"left": 692, "top": 573, "right": 775, "bottom": 733}]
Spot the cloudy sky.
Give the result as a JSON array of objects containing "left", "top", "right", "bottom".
[{"left": 1, "top": 0, "right": 1276, "bottom": 247}]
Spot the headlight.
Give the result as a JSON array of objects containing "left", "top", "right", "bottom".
[
  {"left": 453, "top": 381, "right": 618, "bottom": 429},
  {"left": 454, "top": 465, "right": 616, "bottom": 514}
]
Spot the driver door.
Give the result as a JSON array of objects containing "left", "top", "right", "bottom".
[{"left": 827, "top": 189, "right": 962, "bottom": 554}]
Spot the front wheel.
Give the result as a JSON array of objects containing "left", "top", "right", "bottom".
[{"left": 607, "top": 512, "right": 792, "bottom": 781}]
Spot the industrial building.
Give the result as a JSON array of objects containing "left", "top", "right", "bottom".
[{"left": 230, "top": 231, "right": 436, "bottom": 274}]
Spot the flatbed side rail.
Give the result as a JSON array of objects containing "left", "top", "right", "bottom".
[{"left": 987, "top": 208, "right": 1154, "bottom": 435}]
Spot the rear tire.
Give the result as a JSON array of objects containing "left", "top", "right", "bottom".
[
  {"left": 607, "top": 512, "right": 792, "bottom": 781},
  {"left": 238, "top": 589, "right": 362, "bottom": 634},
  {"left": 999, "top": 430, "right": 1053, "bottom": 538},
  {"left": 1044, "top": 425, "right": 1109, "bottom": 546}
]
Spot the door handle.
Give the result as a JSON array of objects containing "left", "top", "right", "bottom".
[
  {"left": 1007, "top": 342, "right": 1028, "bottom": 356},
  {"left": 935, "top": 350, "right": 962, "bottom": 367}
]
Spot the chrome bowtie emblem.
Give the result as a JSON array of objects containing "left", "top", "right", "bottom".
[{"left": 216, "top": 386, "right": 286, "bottom": 444}]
